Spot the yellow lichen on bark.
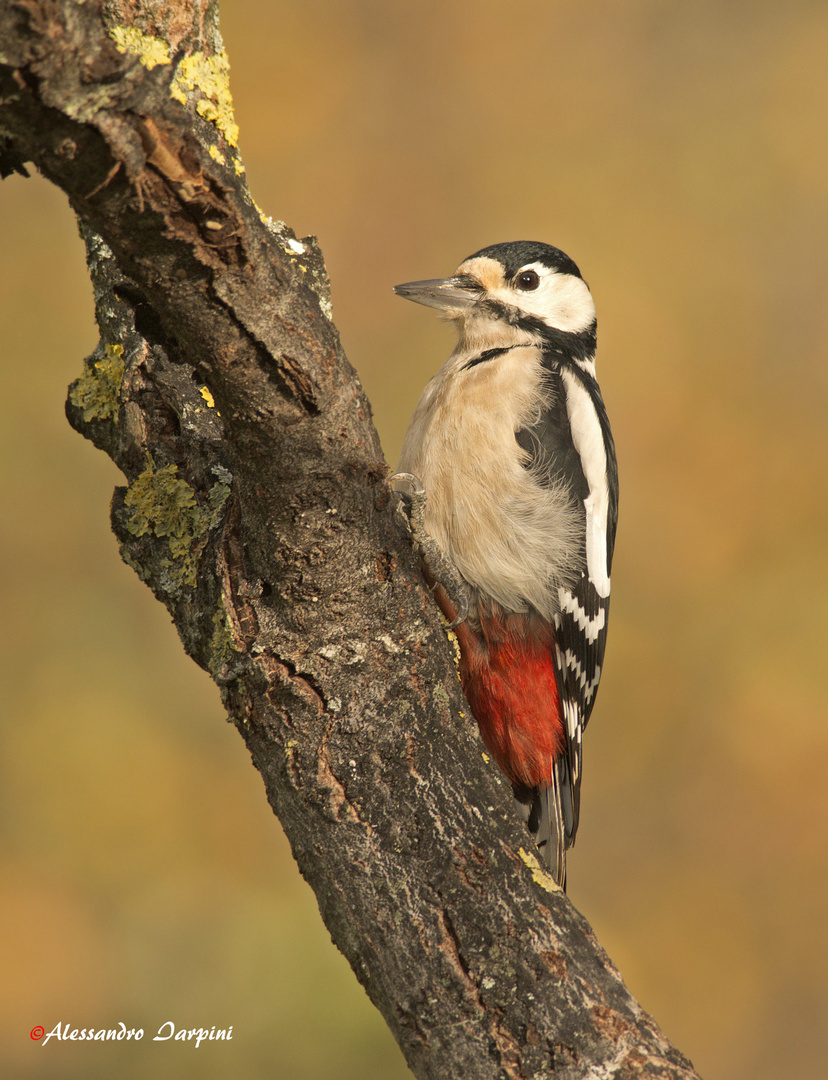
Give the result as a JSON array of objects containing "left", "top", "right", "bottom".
[
  {"left": 519, "top": 848, "right": 562, "bottom": 893},
  {"left": 109, "top": 26, "right": 171, "bottom": 70},
  {"left": 171, "top": 51, "right": 240, "bottom": 147}
]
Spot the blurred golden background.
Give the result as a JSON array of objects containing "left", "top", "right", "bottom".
[{"left": 2, "top": 2, "right": 827, "bottom": 1077}]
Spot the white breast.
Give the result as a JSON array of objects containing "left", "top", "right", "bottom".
[{"left": 399, "top": 346, "right": 582, "bottom": 619}]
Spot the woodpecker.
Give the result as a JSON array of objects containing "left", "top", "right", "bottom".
[{"left": 392, "top": 241, "right": 618, "bottom": 888}]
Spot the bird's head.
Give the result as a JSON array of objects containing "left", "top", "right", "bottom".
[{"left": 394, "top": 241, "right": 596, "bottom": 348}]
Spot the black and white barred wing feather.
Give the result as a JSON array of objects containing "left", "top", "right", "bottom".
[
  {"left": 553, "top": 365, "right": 618, "bottom": 842},
  {"left": 554, "top": 572, "right": 611, "bottom": 840}
]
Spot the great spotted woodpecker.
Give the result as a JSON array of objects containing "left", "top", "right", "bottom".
[{"left": 392, "top": 241, "right": 618, "bottom": 888}]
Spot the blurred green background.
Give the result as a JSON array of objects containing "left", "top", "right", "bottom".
[{"left": 2, "top": 1, "right": 827, "bottom": 1077}]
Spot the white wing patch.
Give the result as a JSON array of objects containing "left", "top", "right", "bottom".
[{"left": 560, "top": 369, "right": 610, "bottom": 598}]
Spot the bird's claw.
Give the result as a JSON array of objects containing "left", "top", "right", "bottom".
[
  {"left": 430, "top": 575, "right": 469, "bottom": 628},
  {"left": 389, "top": 472, "right": 426, "bottom": 535}
]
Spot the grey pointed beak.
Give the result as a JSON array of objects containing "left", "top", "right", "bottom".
[{"left": 393, "top": 275, "right": 481, "bottom": 313}]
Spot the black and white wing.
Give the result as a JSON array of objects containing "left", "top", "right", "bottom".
[
  {"left": 515, "top": 354, "right": 618, "bottom": 862},
  {"left": 552, "top": 364, "right": 618, "bottom": 840}
]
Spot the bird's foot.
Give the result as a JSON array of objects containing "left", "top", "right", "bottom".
[{"left": 389, "top": 472, "right": 470, "bottom": 627}]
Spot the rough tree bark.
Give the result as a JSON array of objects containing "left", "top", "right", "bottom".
[{"left": 0, "top": 2, "right": 702, "bottom": 1077}]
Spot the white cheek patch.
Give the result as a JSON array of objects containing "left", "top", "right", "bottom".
[
  {"left": 500, "top": 265, "right": 596, "bottom": 334},
  {"left": 560, "top": 369, "right": 610, "bottom": 598}
]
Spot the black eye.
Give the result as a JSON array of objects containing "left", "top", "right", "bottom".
[{"left": 516, "top": 269, "right": 540, "bottom": 291}]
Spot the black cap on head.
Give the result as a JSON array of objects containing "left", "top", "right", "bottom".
[{"left": 465, "top": 241, "right": 583, "bottom": 281}]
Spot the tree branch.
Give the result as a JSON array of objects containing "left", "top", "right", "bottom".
[{"left": 0, "top": 2, "right": 701, "bottom": 1076}]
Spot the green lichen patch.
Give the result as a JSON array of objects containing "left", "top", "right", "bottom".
[
  {"left": 69, "top": 343, "right": 125, "bottom": 423},
  {"left": 210, "top": 606, "right": 237, "bottom": 673},
  {"left": 123, "top": 460, "right": 231, "bottom": 590}
]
